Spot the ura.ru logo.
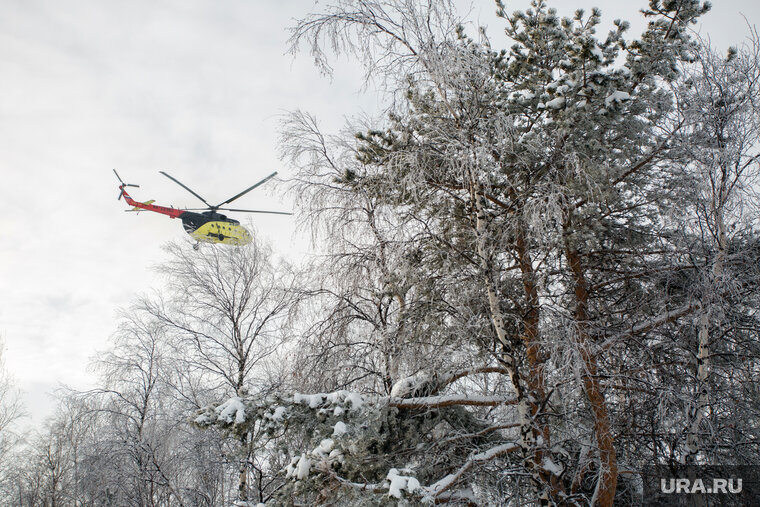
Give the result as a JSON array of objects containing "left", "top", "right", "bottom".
[{"left": 661, "top": 478, "right": 742, "bottom": 494}]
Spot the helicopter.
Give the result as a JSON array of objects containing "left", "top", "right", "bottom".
[{"left": 114, "top": 169, "right": 291, "bottom": 248}]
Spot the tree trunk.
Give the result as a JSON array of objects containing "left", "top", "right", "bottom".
[
  {"left": 686, "top": 203, "right": 727, "bottom": 463},
  {"left": 238, "top": 434, "right": 249, "bottom": 502},
  {"left": 564, "top": 239, "right": 617, "bottom": 507},
  {"left": 471, "top": 181, "right": 559, "bottom": 503}
]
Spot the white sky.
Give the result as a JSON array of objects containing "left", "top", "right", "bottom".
[{"left": 1, "top": 0, "right": 757, "bottom": 424}]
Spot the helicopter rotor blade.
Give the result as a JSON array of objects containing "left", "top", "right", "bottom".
[
  {"left": 113, "top": 169, "right": 139, "bottom": 187},
  {"left": 181, "top": 207, "right": 292, "bottom": 215},
  {"left": 159, "top": 171, "right": 211, "bottom": 207},
  {"left": 217, "top": 207, "right": 292, "bottom": 215},
  {"left": 214, "top": 172, "right": 278, "bottom": 208}
]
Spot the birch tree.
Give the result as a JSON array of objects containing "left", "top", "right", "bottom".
[
  {"left": 141, "top": 238, "right": 298, "bottom": 504},
  {"left": 143, "top": 239, "right": 294, "bottom": 397},
  {"left": 282, "top": 112, "right": 493, "bottom": 399},
  {"left": 675, "top": 32, "right": 760, "bottom": 464},
  {"left": 63, "top": 311, "right": 189, "bottom": 506}
]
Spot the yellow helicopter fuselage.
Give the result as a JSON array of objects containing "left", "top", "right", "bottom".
[{"left": 189, "top": 220, "right": 252, "bottom": 245}]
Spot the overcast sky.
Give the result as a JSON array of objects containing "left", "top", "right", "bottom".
[{"left": 1, "top": 0, "right": 757, "bottom": 424}]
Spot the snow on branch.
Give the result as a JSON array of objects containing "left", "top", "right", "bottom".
[
  {"left": 389, "top": 366, "right": 511, "bottom": 398},
  {"left": 427, "top": 442, "right": 520, "bottom": 497},
  {"left": 288, "top": 442, "right": 519, "bottom": 502},
  {"left": 435, "top": 366, "right": 511, "bottom": 389},
  {"left": 390, "top": 394, "right": 517, "bottom": 409},
  {"left": 195, "top": 386, "right": 520, "bottom": 501}
]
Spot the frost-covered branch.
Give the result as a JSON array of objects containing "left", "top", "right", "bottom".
[
  {"left": 287, "top": 0, "right": 462, "bottom": 88},
  {"left": 390, "top": 394, "right": 516, "bottom": 409},
  {"left": 600, "top": 302, "right": 700, "bottom": 349},
  {"left": 427, "top": 442, "right": 520, "bottom": 497}
]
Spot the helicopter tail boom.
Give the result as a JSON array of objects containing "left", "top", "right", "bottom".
[
  {"left": 115, "top": 170, "right": 184, "bottom": 219},
  {"left": 122, "top": 193, "right": 184, "bottom": 219},
  {"left": 125, "top": 200, "right": 156, "bottom": 213}
]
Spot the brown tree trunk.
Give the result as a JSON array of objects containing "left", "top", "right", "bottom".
[
  {"left": 564, "top": 240, "right": 618, "bottom": 506},
  {"left": 515, "top": 219, "right": 563, "bottom": 500}
]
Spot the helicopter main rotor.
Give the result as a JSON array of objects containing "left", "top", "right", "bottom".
[
  {"left": 159, "top": 170, "right": 290, "bottom": 215},
  {"left": 182, "top": 207, "right": 293, "bottom": 215},
  {"left": 159, "top": 171, "right": 210, "bottom": 207}
]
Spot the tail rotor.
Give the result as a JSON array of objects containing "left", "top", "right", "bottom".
[{"left": 113, "top": 169, "right": 139, "bottom": 200}]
